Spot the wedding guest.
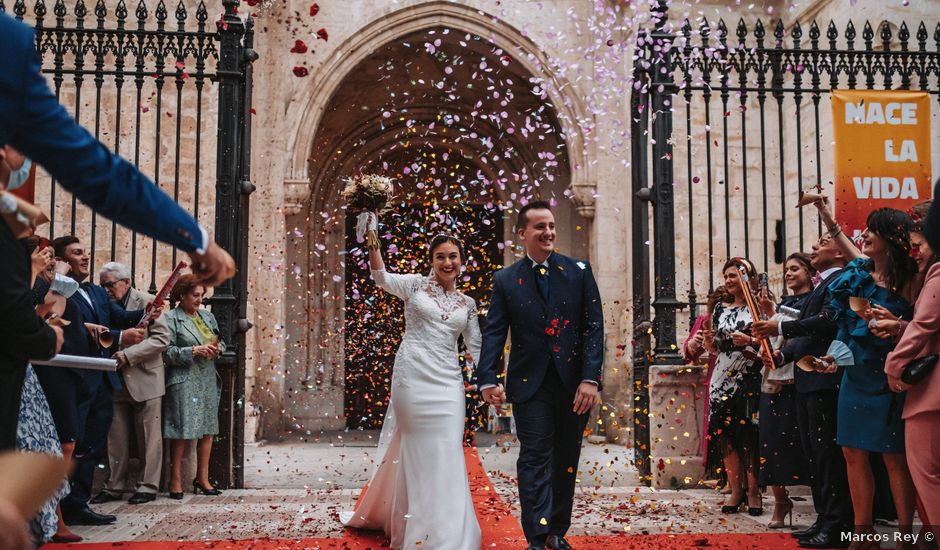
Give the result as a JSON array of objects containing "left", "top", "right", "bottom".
[
  {"left": 882, "top": 186, "right": 940, "bottom": 536},
  {"left": 702, "top": 258, "right": 763, "bottom": 516},
  {"left": 20, "top": 238, "right": 72, "bottom": 544},
  {"left": 0, "top": 148, "right": 61, "bottom": 453},
  {"left": 2, "top": 8, "right": 236, "bottom": 453},
  {"left": 820, "top": 206, "right": 918, "bottom": 549},
  {"left": 908, "top": 200, "right": 935, "bottom": 292},
  {"left": 91, "top": 262, "right": 169, "bottom": 506},
  {"left": 754, "top": 232, "right": 852, "bottom": 548},
  {"left": 758, "top": 253, "right": 814, "bottom": 529},
  {"left": 163, "top": 275, "right": 224, "bottom": 498},
  {"left": 683, "top": 287, "right": 726, "bottom": 477}
]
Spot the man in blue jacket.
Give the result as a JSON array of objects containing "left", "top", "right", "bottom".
[
  {"left": 476, "top": 201, "right": 604, "bottom": 550},
  {"left": 32, "top": 236, "right": 147, "bottom": 526},
  {"left": 0, "top": 11, "right": 234, "bottom": 456}
]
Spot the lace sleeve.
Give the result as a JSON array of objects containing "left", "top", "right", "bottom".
[
  {"left": 462, "top": 297, "right": 482, "bottom": 366},
  {"left": 371, "top": 269, "right": 423, "bottom": 301}
]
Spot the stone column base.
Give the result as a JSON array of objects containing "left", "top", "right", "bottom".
[{"left": 648, "top": 363, "right": 708, "bottom": 489}]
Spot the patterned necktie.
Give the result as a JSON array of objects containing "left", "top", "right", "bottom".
[
  {"left": 535, "top": 264, "right": 550, "bottom": 302},
  {"left": 811, "top": 272, "right": 823, "bottom": 288}
]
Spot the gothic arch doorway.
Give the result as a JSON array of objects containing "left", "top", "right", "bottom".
[{"left": 283, "top": 17, "right": 587, "bottom": 433}]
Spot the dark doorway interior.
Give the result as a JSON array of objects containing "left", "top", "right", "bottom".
[{"left": 344, "top": 203, "right": 503, "bottom": 429}]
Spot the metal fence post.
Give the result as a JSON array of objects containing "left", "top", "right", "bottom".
[
  {"left": 648, "top": 0, "right": 683, "bottom": 363},
  {"left": 209, "top": 0, "right": 254, "bottom": 489}
]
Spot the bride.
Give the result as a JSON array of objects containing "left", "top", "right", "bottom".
[{"left": 340, "top": 212, "right": 483, "bottom": 550}]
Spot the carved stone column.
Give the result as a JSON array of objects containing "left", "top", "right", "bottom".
[
  {"left": 648, "top": 363, "right": 707, "bottom": 488},
  {"left": 283, "top": 178, "right": 312, "bottom": 216},
  {"left": 570, "top": 180, "right": 597, "bottom": 219}
]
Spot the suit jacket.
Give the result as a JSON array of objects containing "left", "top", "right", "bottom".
[
  {"left": 0, "top": 224, "right": 57, "bottom": 370},
  {"left": 885, "top": 263, "right": 940, "bottom": 420},
  {"left": 60, "top": 283, "right": 143, "bottom": 390},
  {"left": 163, "top": 307, "right": 225, "bottom": 387},
  {"left": 0, "top": 13, "right": 203, "bottom": 252},
  {"left": 120, "top": 289, "right": 169, "bottom": 402},
  {"left": 780, "top": 268, "right": 844, "bottom": 394},
  {"left": 477, "top": 253, "right": 604, "bottom": 403}
]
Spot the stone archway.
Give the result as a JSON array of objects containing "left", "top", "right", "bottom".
[{"left": 281, "top": 3, "right": 595, "bottom": 432}]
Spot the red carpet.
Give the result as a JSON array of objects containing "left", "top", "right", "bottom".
[{"left": 48, "top": 448, "right": 800, "bottom": 549}]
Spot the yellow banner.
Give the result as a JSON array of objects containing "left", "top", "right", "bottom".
[{"left": 831, "top": 90, "right": 933, "bottom": 239}]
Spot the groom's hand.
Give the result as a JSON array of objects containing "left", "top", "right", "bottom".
[
  {"left": 482, "top": 384, "right": 506, "bottom": 406},
  {"left": 573, "top": 382, "right": 599, "bottom": 415}
]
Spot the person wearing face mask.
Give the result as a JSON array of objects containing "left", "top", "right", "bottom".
[
  {"left": 475, "top": 201, "right": 604, "bottom": 550},
  {"left": 0, "top": 146, "right": 62, "bottom": 457},
  {"left": 340, "top": 216, "right": 482, "bottom": 550},
  {"left": 0, "top": 14, "right": 235, "bottom": 287}
]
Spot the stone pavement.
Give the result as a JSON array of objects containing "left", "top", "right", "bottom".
[{"left": 68, "top": 431, "right": 821, "bottom": 543}]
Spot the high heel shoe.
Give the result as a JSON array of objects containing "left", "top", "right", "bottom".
[
  {"left": 193, "top": 479, "right": 222, "bottom": 496},
  {"left": 168, "top": 491, "right": 184, "bottom": 500},
  {"left": 721, "top": 495, "right": 746, "bottom": 514},
  {"left": 747, "top": 493, "right": 763, "bottom": 516},
  {"left": 52, "top": 532, "right": 83, "bottom": 543},
  {"left": 767, "top": 498, "right": 793, "bottom": 528}
]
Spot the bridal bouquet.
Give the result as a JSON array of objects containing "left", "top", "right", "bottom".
[{"left": 342, "top": 174, "right": 394, "bottom": 250}]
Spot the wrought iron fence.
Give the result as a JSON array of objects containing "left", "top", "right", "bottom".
[
  {"left": 631, "top": 1, "right": 939, "bottom": 479},
  {"left": 2, "top": 0, "right": 255, "bottom": 488},
  {"left": 2, "top": 0, "right": 219, "bottom": 293}
]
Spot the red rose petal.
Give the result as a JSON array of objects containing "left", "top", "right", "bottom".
[
  {"left": 290, "top": 39, "right": 308, "bottom": 54},
  {"left": 309, "top": 3, "right": 319, "bottom": 16},
  {"left": 316, "top": 27, "right": 328, "bottom": 41},
  {"left": 292, "top": 66, "right": 309, "bottom": 77}
]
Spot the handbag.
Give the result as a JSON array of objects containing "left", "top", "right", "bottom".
[{"left": 901, "top": 354, "right": 939, "bottom": 385}]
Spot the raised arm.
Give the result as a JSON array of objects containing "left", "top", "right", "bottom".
[
  {"left": 814, "top": 197, "right": 862, "bottom": 261},
  {"left": 363, "top": 211, "right": 385, "bottom": 272}
]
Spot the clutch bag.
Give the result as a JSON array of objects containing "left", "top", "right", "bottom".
[{"left": 901, "top": 354, "right": 939, "bottom": 385}]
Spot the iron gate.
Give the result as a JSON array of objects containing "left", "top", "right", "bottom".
[
  {"left": 2, "top": 0, "right": 256, "bottom": 488},
  {"left": 631, "top": 1, "right": 939, "bottom": 480}
]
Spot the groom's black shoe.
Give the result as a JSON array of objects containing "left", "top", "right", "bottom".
[{"left": 546, "top": 535, "right": 573, "bottom": 550}]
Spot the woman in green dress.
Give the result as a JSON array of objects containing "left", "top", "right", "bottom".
[{"left": 163, "top": 274, "right": 225, "bottom": 498}]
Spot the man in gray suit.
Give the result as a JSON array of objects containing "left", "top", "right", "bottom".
[{"left": 91, "top": 262, "right": 169, "bottom": 505}]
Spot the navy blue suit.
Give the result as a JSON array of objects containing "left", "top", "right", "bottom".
[
  {"left": 477, "top": 253, "right": 604, "bottom": 544},
  {"left": 0, "top": 13, "right": 203, "bottom": 252},
  {"left": 778, "top": 269, "right": 853, "bottom": 536},
  {"left": 34, "top": 282, "right": 142, "bottom": 513}
]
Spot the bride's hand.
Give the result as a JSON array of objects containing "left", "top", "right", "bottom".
[{"left": 482, "top": 384, "right": 506, "bottom": 406}]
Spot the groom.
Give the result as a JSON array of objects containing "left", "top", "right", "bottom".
[{"left": 477, "top": 200, "right": 604, "bottom": 550}]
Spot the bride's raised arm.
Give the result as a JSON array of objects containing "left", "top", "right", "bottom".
[{"left": 362, "top": 212, "right": 422, "bottom": 301}]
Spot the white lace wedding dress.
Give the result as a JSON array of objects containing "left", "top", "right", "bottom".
[{"left": 340, "top": 269, "right": 483, "bottom": 550}]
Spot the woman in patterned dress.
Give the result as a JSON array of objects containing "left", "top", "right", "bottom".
[{"left": 702, "top": 258, "right": 764, "bottom": 516}]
